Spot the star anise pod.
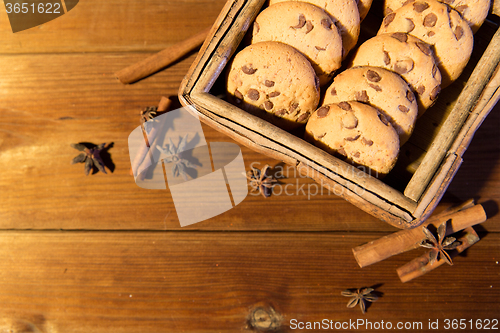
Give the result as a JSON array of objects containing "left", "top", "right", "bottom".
[
  {"left": 420, "top": 220, "right": 462, "bottom": 265},
  {"left": 244, "top": 165, "right": 277, "bottom": 198},
  {"left": 341, "top": 287, "right": 378, "bottom": 314},
  {"left": 71, "top": 143, "right": 108, "bottom": 176},
  {"left": 140, "top": 106, "right": 158, "bottom": 124},
  {"left": 157, "top": 135, "right": 198, "bottom": 181}
]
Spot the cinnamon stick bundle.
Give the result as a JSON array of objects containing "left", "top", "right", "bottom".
[
  {"left": 352, "top": 202, "right": 487, "bottom": 268},
  {"left": 397, "top": 226, "right": 480, "bottom": 283}
]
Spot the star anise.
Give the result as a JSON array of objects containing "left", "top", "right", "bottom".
[
  {"left": 157, "top": 135, "right": 198, "bottom": 181},
  {"left": 140, "top": 106, "right": 158, "bottom": 124},
  {"left": 71, "top": 143, "right": 108, "bottom": 176},
  {"left": 341, "top": 287, "right": 378, "bottom": 314},
  {"left": 244, "top": 165, "right": 277, "bottom": 198},
  {"left": 420, "top": 220, "right": 462, "bottom": 265}
]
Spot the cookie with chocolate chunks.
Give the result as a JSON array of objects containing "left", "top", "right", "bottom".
[
  {"left": 227, "top": 41, "right": 320, "bottom": 130},
  {"left": 269, "top": 0, "right": 360, "bottom": 57},
  {"left": 383, "top": 0, "right": 490, "bottom": 33},
  {"left": 350, "top": 33, "right": 441, "bottom": 116},
  {"left": 305, "top": 101, "right": 400, "bottom": 176},
  {"left": 323, "top": 66, "right": 418, "bottom": 145},
  {"left": 252, "top": 2, "right": 343, "bottom": 86},
  {"left": 378, "top": 0, "right": 474, "bottom": 87}
]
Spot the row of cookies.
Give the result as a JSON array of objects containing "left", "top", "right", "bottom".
[
  {"left": 288, "top": 2, "right": 419, "bottom": 175},
  {"left": 227, "top": 0, "right": 371, "bottom": 129},
  {"left": 320, "top": 0, "right": 482, "bottom": 147},
  {"left": 226, "top": 0, "right": 488, "bottom": 176},
  {"left": 226, "top": 0, "right": 403, "bottom": 176},
  {"left": 310, "top": 31, "right": 439, "bottom": 170},
  {"left": 252, "top": 0, "right": 363, "bottom": 85},
  {"left": 305, "top": 0, "right": 489, "bottom": 175},
  {"left": 305, "top": 65, "right": 417, "bottom": 176},
  {"left": 227, "top": 45, "right": 405, "bottom": 176}
]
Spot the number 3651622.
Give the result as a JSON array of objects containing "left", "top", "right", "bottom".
[{"left": 5, "top": 2, "right": 61, "bottom": 14}]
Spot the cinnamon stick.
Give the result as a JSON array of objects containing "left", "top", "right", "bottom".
[
  {"left": 352, "top": 203, "right": 487, "bottom": 268},
  {"left": 130, "top": 96, "right": 173, "bottom": 178},
  {"left": 397, "top": 226, "right": 480, "bottom": 283},
  {"left": 115, "top": 27, "right": 211, "bottom": 84}
]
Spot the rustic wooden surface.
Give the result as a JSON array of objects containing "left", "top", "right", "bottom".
[{"left": 0, "top": 0, "right": 499, "bottom": 332}]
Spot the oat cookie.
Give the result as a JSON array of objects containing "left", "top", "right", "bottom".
[
  {"left": 350, "top": 33, "right": 441, "bottom": 116},
  {"left": 378, "top": 0, "right": 474, "bottom": 87},
  {"left": 269, "top": 0, "right": 360, "bottom": 57},
  {"left": 227, "top": 41, "right": 320, "bottom": 130},
  {"left": 323, "top": 66, "right": 418, "bottom": 145},
  {"left": 252, "top": 2, "right": 343, "bottom": 86},
  {"left": 305, "top": 101, "right": 400, "bottom": 176},
  {"left": 383, "top": 0, "right": 490, "bottom": 33}
]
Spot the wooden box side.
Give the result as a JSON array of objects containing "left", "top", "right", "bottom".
[
  {"left": 412, "top": 64, "right": 500, "bottom": 222},
  {"left": 404, "top": 27, "right": 500, "bottom": 201}
]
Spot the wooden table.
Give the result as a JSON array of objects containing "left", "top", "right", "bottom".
[{"left": 0, "top": 0, "right": 498, "bottom": 331}]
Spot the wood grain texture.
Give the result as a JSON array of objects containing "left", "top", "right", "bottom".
[
  {"left": 0, "top": 231, "right": 498, "bottom": 333},
  {"left": 0, "top": 30, "right": 499, "bottom": 231},
  {"left": 115, "top": 26, "right": 211, "bottom": 84},
  {"left": 0, "top": 51, "right": 410, "bottom": 232},
  {"left": 0, "top": 0, "right": 499, "bottom": 331},
  {"left": 0, "top": 0, "right": 227, "bottom": 53}
]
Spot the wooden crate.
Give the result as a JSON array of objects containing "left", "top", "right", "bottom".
[{"left": 179, "top": 0, "right": 500, "bottom": 229}]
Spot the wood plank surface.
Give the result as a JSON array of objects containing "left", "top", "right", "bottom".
[
  {"left": 0, "top": 0, "right": 499, "bottom": 331},
  {"left": 0, "top": 0, "right": 226, "bottom": 53},
  {"left": 0, "top": 231, "right": 498, "bottom": 333},
  {"left": 0, "top": 51, "right": 498, "bottom": 231},
  {"left": 0, "top": 49, "right": 410, "bottom": 231}
]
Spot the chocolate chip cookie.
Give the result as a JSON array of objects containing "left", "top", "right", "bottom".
[
  {"left": 269, "top": 0, "right": 361, "bottom": 57},
  {"left": 323, "top": 66, "right": 418, "bottom": 145},
  {"left": 252, "top": 1, "right": 343, "bottom": 86},
  {"left": 378, "top": 0, "right": 474, "bottom": 87},
  {"left": 227, "top": 41, "right": 320, "bottom": 130},
  {"left": 383, "top": 0, "right": 490, "bottom": 33},
  {"left": 350, "top": 32, "right": 442, "bottom": 116},
  {"left": 305, "top": 101, "right": 400, "bottom": 176}
]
